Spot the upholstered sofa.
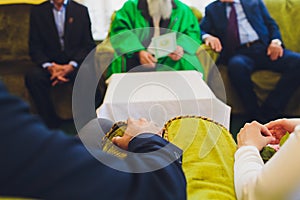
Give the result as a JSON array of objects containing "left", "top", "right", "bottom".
[
  {"left": 0, "top": 3, "right": 72, "bottom": 119},
  {"left": 96, "top": 0, "right": 300, "bottom": 116}
]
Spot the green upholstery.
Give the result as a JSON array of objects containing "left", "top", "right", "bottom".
[
  {"left": 189, "top": 6, "right": 202, "bottom": 23},
  {"left": 265, "top": 0, "right": 300, "bottom": 53},
  {"left": 198, "top": 0, "right": 300, "bottom": 115},
  {"left": 163, "top": 116, "right": 237, "bottom": 200},
  {"left": 0, "top": 4, "right": 73, "bottom": 119}
]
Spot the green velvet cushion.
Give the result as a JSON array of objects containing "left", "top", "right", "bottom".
[
  {"left": 264, "top": 0, "right": 300, "bottom": 53},
  {"left": 163, "top": 116, "right": 237, "bottom": 200}
]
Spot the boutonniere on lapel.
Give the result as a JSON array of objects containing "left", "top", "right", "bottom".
[{"left": 68, "top": 17, "right": 74, "bottom": 24}]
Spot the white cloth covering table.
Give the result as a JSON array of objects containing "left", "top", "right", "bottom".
[{"left": 96, "top": 70, "right": 231, "bottom": 129}]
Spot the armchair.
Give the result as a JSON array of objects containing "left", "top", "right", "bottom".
[{"left": 197, "top": 0, "right": 300, "bottom": 116}]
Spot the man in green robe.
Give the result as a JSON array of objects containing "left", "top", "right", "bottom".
[{"left": 106, "top": 0, "right": 204, "bottom": 78}]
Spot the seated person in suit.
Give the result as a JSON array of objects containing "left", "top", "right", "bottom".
[
  {"left": 25, "top": 0, "right": 96, "bottom": 128},
  {"left": 235, "top": 119, "right": 300, "bottom": 199},
  {"left": 106, "top": 0, "right": 204, "bottom": 78},
  {"left": 0, "top": 81, "right": 186, "bottom": 199},
  {"left": 200, "top": 0, "right": 300, "bottom": 122}
]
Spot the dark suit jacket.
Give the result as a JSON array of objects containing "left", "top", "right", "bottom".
[
  {"left": 29, "top": 0, "right": 96, "bottom": 67},
  {"left": 0, "top": 81, "right": 186, "bottom": 199},
  {"left": 200, "top": 0, "right": 282, "bottom": 62}
]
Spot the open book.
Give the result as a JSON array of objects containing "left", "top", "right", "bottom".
[{"left": 147, "top": 32, "right": 177, "bottom": 59}]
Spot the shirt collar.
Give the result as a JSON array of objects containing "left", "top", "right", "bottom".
[
  {"left": 221, "top": 0, "right": 240, "bottom": 4},
  {"left": 224, "top": 0, "right": 240, "bottom": 7},
  {"left": 50, "top": 0, "right": 69, "bottom": 8}
]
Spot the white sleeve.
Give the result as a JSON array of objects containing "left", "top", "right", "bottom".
[
  {"left": 202, "top": 33, "right": 213, "bottom": 41},
  {"left": 234, "top": 125, "right": 300, "bottom": 200},
  {"left": 234, "top": 146, "right": 264, "bottom": 200}
]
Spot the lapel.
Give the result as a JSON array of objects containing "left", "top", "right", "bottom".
[
  {"left": 240, "top": 0, "right": 260, "bottom": 35},
  {"left": 216, "top": 1, "right": 228, "bottom": 32},
  {"left": 240, "top": 0, "right": 256, "bottom": 22},
  {"left": 240, "top": 0, "right": 250, "bottom": 18},
  {"left": 64, "top": 1, "right": 74, "bottom": 47},
  {"left": 45, "top": 2, "right": 61, "bottom": 47}
]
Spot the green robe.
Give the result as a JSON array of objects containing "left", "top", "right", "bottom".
[{"left": 107, "top": 0, "right": 203, "bottom": 78}]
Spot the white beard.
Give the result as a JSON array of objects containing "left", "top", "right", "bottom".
[{"left": 147, "top": 0, "right": 172, "bottom": 20}]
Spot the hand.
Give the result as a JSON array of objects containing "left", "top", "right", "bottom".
[
  {"left": 47, "top": 63, "right": 61, "bottom": 77},
  {"left": 61, "top": 64, "right": 75, "bottom": 75},
  {"left": 48, "top": 63, "right": 74, "bottom": 86},
  {"left": 266, "top": 118, "right": 300, "bottom": 143},
  {"left": 204, "top": 36, "right": 222, "bottom": 52},
  {"left": 48, "top": 63, "right": 64, "bottom": 85},
  {"left": 220, "top": 0, "right": 234, "bottom": 2},
  {"left": 267, "top": 42, "right": 283, "bottom": 61},
  {"left": 51, "top": 76, "right": 70, "bottom": 86},
  {"left": 168, "top": 46, "right": 184, "bottom": 61},
  {"left": 237, "top": 121, "right": 275, "bottom": 151},
  {"left": 112, "top": 117, "right": 162, "bottom": 150},
  {"left": 52, "top": 63, "right": 74, "bottom": 78},
  {"left": 138, "top": 50, "right": 157, "bottom": 68}
]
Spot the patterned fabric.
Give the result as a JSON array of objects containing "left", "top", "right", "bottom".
[{"left": 102, "top": 121, "right": 127, "bottom": 158}]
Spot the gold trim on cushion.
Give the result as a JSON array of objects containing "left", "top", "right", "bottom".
[
  {"left": 0, "top": 0, "right": 45, "bottom": 5},
  {"left": 102, "top": 121, "right": 127, "bottom": 158}
]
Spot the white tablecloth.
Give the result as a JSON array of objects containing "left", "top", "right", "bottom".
[{"left": 96, "top": 70, "right": 231, "bottom": 129}]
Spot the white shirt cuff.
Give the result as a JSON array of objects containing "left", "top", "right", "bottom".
[
  {"left": 202, "top": 33, "right": 213, "bottom": 42},
  {"left": 42, "top": 62, "right": 52, "bottom": 69},
  {"left": 69, "top": 61, "right": 78, "bottom": 68}
]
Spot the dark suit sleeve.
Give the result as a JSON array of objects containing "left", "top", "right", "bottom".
[
  {"left": 29, "top": 5, "right": 51, "bottom": 66},
  {"left": 68, "top": 5, "right": 96, "bottom": 65},
  {"left": 0, "top": 82, "right": 186, "bottom": 200},
  {"left": 200, "top": 4, "right": 214, "bottom": 37}
]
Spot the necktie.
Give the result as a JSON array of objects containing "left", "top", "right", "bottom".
[{"left": 226, "top": 3, "right": 240, "bottom": 57}]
